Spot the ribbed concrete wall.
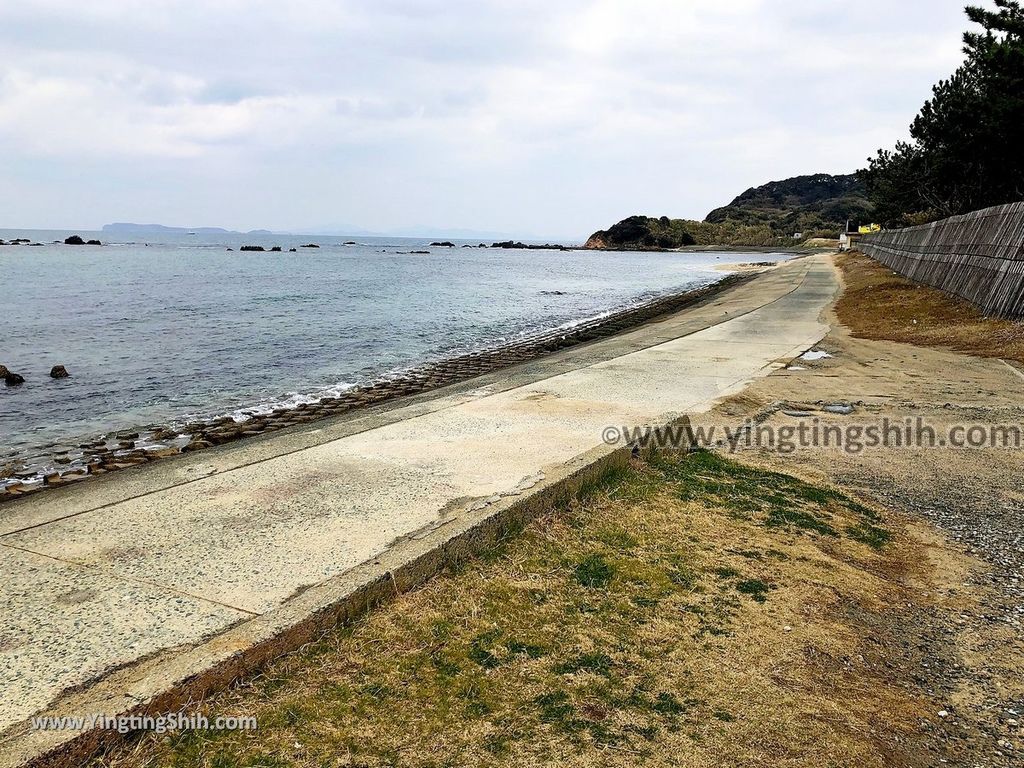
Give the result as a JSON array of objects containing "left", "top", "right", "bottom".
[{"left": 860, "top": 201, "right": 1024, "bottom": 318}]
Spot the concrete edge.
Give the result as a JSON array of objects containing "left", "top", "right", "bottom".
[
  {"left": 1, "top": 441, "right": 640, "bottom": 768},
  {"left": 0, "top": 257, "right": 831, "bottom": 766},
  {"left": 0, "top": 271, "right": 758, "bottom": 511}
]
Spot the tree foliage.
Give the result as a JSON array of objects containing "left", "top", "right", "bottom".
[
  {"left": 706, "top": 173, "right": 872, "bottom": 236},
  {"left": 586, "top": 174, "right": 872, "bottom": 250},
  {"left": 585, "top": 215, "right": 794, "bottom": 249},
  {"left": 860, "top": 0, "right": 1024, "bottom": 225}
]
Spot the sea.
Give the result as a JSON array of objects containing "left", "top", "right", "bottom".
[{"left": 0, "top": 228, "right": 792, "bottom": 483}]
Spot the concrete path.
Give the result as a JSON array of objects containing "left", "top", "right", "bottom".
[{"left": 0, "top": 254, "right": 837, "bottom": 734}]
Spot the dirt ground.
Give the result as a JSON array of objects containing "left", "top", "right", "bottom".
[
  {"left": 833, "top": 250, "right": 1024, "bottom": 365},
  {"left": 697, "top": 251, "right": 1024, "bottom": 765},
  {"left": 93, "top": 252, "right": 1023, "bottom": 768}
]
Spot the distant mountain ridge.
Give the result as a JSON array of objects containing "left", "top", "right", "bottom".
[
  {"left": 102, "top": 222, "right": 554, "bottom": 241},
  {"left": 102, "top": 223, "right": 274, "bottom": 235},
  {"left": 585, "top": 173, "right": 874, "bottom": 249}
]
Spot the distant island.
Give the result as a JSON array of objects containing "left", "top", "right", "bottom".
[
  {"left": 101, "top": 223, "right": 558, "bottom": 241},
  {"left": 584, "top": 173, "right": 873, "bottom": 249},
  {"left": 102, "top": 223, "right": 275, "bottom": 235}
]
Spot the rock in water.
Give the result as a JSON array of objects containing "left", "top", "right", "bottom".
[
  {"left": 49, "top": 365, "right": 70, "bottom": 379},
  {"left": 0, "top": 365, "right": 8, "bottom": 378},
  {"left": 86, "top": 239, "right": 102, "bottom": 245},
  {"left": 64, "top": 235, "right": 85, "bottom": 245},
  {"left": 4, "top": 371, "right": 25, "bottom": 386}
]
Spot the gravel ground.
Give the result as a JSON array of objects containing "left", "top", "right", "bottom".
[{"left": 703, "top": 319, "right": 1024, "bottom": 767}]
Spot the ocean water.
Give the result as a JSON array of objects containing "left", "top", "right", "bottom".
[{"left": 0, "top": 229, "right": 789, "bottom": 479}]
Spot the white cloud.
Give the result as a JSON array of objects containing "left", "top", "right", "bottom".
[{"left": 0, "top": 0, "right": 971, "bottom": 236}]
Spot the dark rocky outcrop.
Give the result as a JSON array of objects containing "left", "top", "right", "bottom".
[
  {"left": 490, "top": 241, "right": 570, "bottom": 251},
  {"left": 429, "top": 241, "right": 455, "bottom": 247},
  {"left": 585, "top": 173, "right": 873, "bottom": 250},
  {"left": 64, "top": 235, "right": 85, "bottom": 245},
  {"left": 49, "top": 365, "right": 70, "bottom": 379},
  {"left": 86, "top": 239, "right": 102, "bottom": 245},
  {"left": 583, "top": 216, "right": 696, "bottom": 250},
  {"left": 4, "top": 371, "right": 25, "bottom": 386},
  {"left": 240, "top": 245, "right": 265, "bottom": 252},
  {"left": 289, "top": 248, "right": 297, "bottom": 252},
  {"left": 300, "top": 243, "right": 320, "bottom": 248},
  {"left": 270, "top": 246, "right": 282, "bottom": 252}
]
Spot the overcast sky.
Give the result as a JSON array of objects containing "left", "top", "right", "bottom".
[{"left": 0, "top": 0, "right": 971, "bottom": 238}]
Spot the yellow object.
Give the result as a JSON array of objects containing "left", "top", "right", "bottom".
[{"left": 858, "top": 223, "right": 881, "bottom": 234}]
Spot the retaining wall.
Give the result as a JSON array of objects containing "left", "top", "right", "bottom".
[{"left": 860, "top": 201, "right": 1024, "bottom": 318}]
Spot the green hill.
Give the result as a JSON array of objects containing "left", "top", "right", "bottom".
[
  {"left": 584, "top": 173, "right": 873, "bottom": 249},
  {"left": 705, "top": 173, "right": 872, "bottom": 232}
]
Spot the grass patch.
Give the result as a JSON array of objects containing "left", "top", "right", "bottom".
[
  {"left": 652, "top": 692, "right": 688, "bottom": 715},
  {"left": 534, "top": 690, "right": 574, "bottom": 724},
  {"left": 846, "top": 522, "right": 892, "bottom": 550},
  {"left": 555, "top": 652, "right": 614, "bottom": 676},
  {"left": 764, "top": 506, "right": 837, "bottom": 536},
  {"left": 658, "top": 448, "right": 883, "bottom": 543},
  {"left": 97, "top": 451, "right": 907, "bottom": 768},
  {"left": 735, "top": 579, "right": 771, "bottom": 603},
  {"left": 573, "top": 553, "right": 615, "bottom": 588},
  {"left": 836, "top": 251, "right": 1024, "bottom": 364}
]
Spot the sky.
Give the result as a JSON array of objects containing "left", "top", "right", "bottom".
[{"left": 0, "top": 0, "right": 972, "bottom": 239}]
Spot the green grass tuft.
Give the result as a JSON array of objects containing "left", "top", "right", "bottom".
[
  {"left": 846, "top": 522, "right": 892, "bottom": 549},
  {"left": 555, "top": 652, "right": 614, "bottom": 676},
  {"left": 735, "top": 579, "right": 771, "bottom": 603},
  {"left": 574, "top": 554, "right": 615, "bottom": 588}
]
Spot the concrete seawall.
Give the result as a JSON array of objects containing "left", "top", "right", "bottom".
[
  {"left": 860, "top": 201, "right": 1024, "bottom": 318},
  {"left": 0, "top": 273, "right": 752, "bottom": 504},
  {"left": 0, "top": 255, "right": 837, "bottom": 767}
]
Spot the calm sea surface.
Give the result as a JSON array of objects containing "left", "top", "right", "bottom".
[{"left": 0, "top": 229, "right": 790, "bottom": 480}]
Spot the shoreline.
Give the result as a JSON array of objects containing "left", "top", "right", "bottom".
[
  {"left": 0, "top": 271, "right": 757, "bottom": 505},
  {"left": 714, "top": 259, "right": 780, "bottom": 273},
  {"left": 0, "top": 256, "right": 831, "bottom": 767}
]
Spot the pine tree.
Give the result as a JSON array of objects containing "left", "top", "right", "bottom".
[{"left": 860, "top": 1, "right": 1024, "bottom": 225}]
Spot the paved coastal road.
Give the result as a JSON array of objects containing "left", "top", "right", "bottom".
[{"left": 0, "top": 254, "right": 837, "bottom": 740}]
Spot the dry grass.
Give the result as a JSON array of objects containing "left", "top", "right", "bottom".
[
  {"left": 835, "top": 251, "right": 1024, "bottom": 364},
  {"left": 96, "top": 452, "right": 935, "bottom": 768}
]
